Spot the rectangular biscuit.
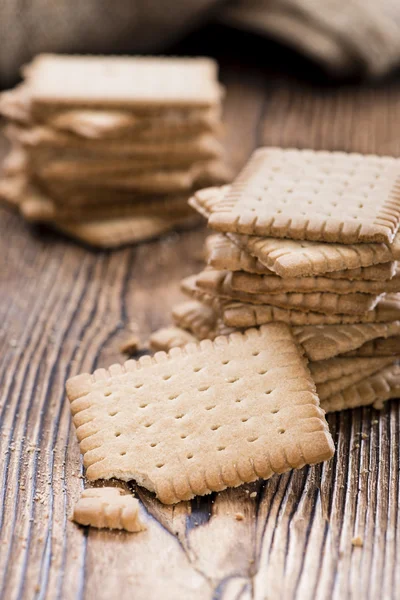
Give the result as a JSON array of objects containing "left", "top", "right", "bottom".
[
  {"left": 340, "top": 336, "right": 400, "bottom": 357},
  {"left": 195, "top": 269, "right": 383, "bottom": 315},
  {"left": 27, "top": 54, "right": 223, "bottom": 110},
  {"left": 37, "top": 160, "right": 230, "bottom": 198},
  {"left": 19, "top": 186, "right": 194, "bottom": 223},
  {"left": 48, "top": 107, "right": 221, "bottom": 140},
  {"left": 206, "top": 148, "right": 400, "bottom": 244},
  {"left": 190, "top": 187, "right": 400, "bottom": 278},
  {"left": 311, "top": 357, "right": 397, "bottom": 401},
  {"left": 55, "top": 212, "right": 200, "bottom": 249},
  {"left": 222, "top": 294, "right": 400, "bottom": 328},
  {"left": 172, "top": 300, "right": 221, "bottom": 340},
  {"left": 205, "top": 233, "right": 397, "bottom": 281},
  {"left": 321, "top": 364, "right": 400, "bottom": 413},
  {"left": 309, "top": 356, "right": 397, "bottom": 384},
  {"left": 294, "top": 321, "right": 400, "bottom": 361},
  {"left": 231, "top": 268, "right": 400, "bottom": 295},
  {"left": 10, "top": 125, "right": 223, "bottom": 161},
  {"left": 66, "top": 324, "right": 334, "bottom": 504}
]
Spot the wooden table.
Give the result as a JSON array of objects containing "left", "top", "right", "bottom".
[{"left": 1, "top": 30, "right": 399, "bottom": 600}]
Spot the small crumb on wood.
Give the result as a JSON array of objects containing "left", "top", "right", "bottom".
[
  {"left": 235, "top": 512, "right": 244, "bottom": 521},
  {"left": 249, "top": 492, "right": 257, "bottom": 498},
  {"left": 120, "top": 335, "right": 140, "bottom": 355},
  {"left": 352, "top": 535, "right": 363, "bottom": 547}
]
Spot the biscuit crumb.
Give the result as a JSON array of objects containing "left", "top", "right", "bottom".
[
  {"left": 120, "top": 335, "right": 140, "bottom": 355},
  {"left": 235, "top": 512, "right": 244, "bottom": 521},
  {"left": 249, "top": 492, "right": 257, "bottom": 498},
  {"left": 351, "top": 535, "right": 363, "bottom": 547}
]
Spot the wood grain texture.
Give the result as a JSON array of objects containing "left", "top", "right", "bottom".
[{"left": 1, "top": 33, "right": 400, "bottom": 599}]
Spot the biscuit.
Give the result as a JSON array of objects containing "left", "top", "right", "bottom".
[
  {"left": 172, "top": 300, "right": 220, "bottom": 340},
  {"left": 149, "top": 327, "right": 197, "bottom": 352},
  {"left": 19, "top": 186, "right": 194, "bottom": 223},
  {"left": 231, "top": 268, "right": 400, "bottom": 295},
  {"left": 321, "top": 364, "right": 400, "bottom": 413},
  {"left": 11, "top": 125, "right": 224, "bottom": 161},
  {"left": 206, "top": 148, "right": 400, "bottom": 244},
  {"left": 37, "top": 160, "right": 231, "bottom": 197},
  {"left": 55, "top": 213, "right": 200, "bottom": 248},
  {"left": 294, "top": 321, "right": 400, "bottom": 361},
  {"left": 72, "top": 487, "right": 145, "bottom": 532},
  {"left": 222, "top": 294, "right": 400, "bottom": 328},
  {"left": 195, "top": 269, "right": 383, "bottom": 315},
  {"left": 309, "top": 356, "right": 397, "bottom": 384},
  {"left": 311, "top": 357, "right": 396, "bottom": 401},
  {"left": 66, "top": 324, "right": 334, "bottom": 504},
  {"left": 48, "top": 107, "right": 221, "bottom": 140},
  {"left": 27, "top": 54, "right": 223, "bottom": 110},
  {"left": 190, "top": 187, "right": 400, "bottom": 278},
  {"left": 205, "top": 234, "right": 397, "bottom": 280},
  {"left": 340, "top": 336, "right": 400, "bottom": 357}
]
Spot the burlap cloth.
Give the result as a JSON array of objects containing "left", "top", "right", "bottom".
[{"left": 1, "top": 0, "right": 400, "bottom": 86}]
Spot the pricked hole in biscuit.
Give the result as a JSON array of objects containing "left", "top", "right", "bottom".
[
  {"left": 252, "top": 351, "right": 260, "bottom": 356},
  {"left": 144, "top": 423, "right": 152, "bottom": 428},
  {"left": 222, "top": 360, "right": 230, "bottom": 365},
  {"left": 134, "top": 383, "right": 143, "bottom": 389},
  {"left": 139, "top": 403, "right": 149, "bottom": 409},
  {"left": 150, "top": 442, "right": 158, "bottom": 447},
  {"left": 358, "top": 203, "right": 364, "bottom": 208},
  {"left": 258, "top": 370, "right": 268, "bottom": 375},
  {"left": 120, "top": 451, "right": 126, "bottom": 456},
  {"left": 156, "top": 463, "right": 164, "bottom": 468},
  {"left": 278, "top": 428, "right": 286, "bottom": 435},
  {"left": 163, "top": 374, "right": 172, "bottom": 381},
  {"left": 277, "top": 210, "right": 282, "bottom": 214},
  {"left": 187, "top": 453, "right": 194, "bottom": 460},
  {"left": 115, "top": 432, "right": 121, "bottom": 437},
  {"left": 227, "top": 377, "right": 238, "bottom": 383},
  {"left": 217, "top": 446, "right": 225, "bottom": 451},
  {"left": 235, "top": 398, "right": 242, "bottom": 403},
  {"left": 109, "top": 410, "right": 118, "bottom": 417},
  {"left": 198, "top": 385, "right": 209, "bottom": 392},
  {"left": 265, "top": 390, "right": 272, "bottom": 395},
  {"left": 175, "top": 414, "right": 184, "bottom": 419},
  {"left": 104, "top": 391, "right": 112, "bottom": 397},
  {"left": 180, "top": 433, "right": 188, "bottom": 439},
  {"left": 271, "top": 408, "right": 279, "bottom": 414},
  {"left": 205, "top": 405, "right": 216, "bottom": 410},
  {"left": 211, "top": 425, "right": 220, "bottom": 431},
  {"left": 193, "top": 367, "right": 202, "bottom": 372},
  {"left": 248, "top": 436, "right": 258, "bottom": 443},
  {"left": 168, "top": 394, "right": 178, "bottom": 400},
  {"left": 241, "top": 417, "right": 249, "bottom": 422}
]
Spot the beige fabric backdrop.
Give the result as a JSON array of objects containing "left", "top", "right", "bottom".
[{"left": 1, "top": 0, "right": 400, "bottom": 86}]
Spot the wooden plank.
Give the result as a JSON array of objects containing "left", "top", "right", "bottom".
[{"left": 0, "top": 50, "right": 399, "bottom": 600}]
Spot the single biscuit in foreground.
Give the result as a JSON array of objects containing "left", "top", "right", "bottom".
[
  {"left": 321, "top": 364, "right": 400, "bottom": 413},
  {"left": 293, "top": 321, "right": 400, "bottom": 361},
  {"left": 66, "top": 324, "right": 334, "bottom": 504},
  {"left": 149, "top": 327, "right": 197, "bottom": 352},
  {"left": 72, "top": 487, "right": 145, "bottom": 532},
  {"left": 206, "top": 148, "right": 400, "bottom": 244}
]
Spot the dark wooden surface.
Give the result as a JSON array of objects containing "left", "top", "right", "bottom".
[{"left": 1, "top": 36, "right": 400, "bottom": 600}]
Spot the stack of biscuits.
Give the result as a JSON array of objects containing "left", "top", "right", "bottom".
[
  {"left": 0, "top": 54, "right": 230, "bottom": 247},
  {"left": 149, "top": 148, "right": 400, "bottom": 414}
]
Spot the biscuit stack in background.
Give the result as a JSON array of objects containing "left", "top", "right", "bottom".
[
  {"left": 0, "top": 54, "right": 231, "bottom": 247},
  {"left": 149, "top": 148, "right": 400, "bottom": 413}
]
